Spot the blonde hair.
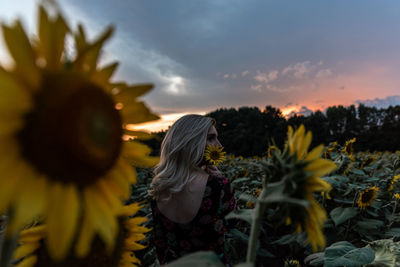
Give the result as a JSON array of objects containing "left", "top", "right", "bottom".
[{"left": 148, "top": 114, "right": 215, "bottom": 202}]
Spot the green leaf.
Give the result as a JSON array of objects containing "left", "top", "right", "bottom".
[
  {"left": 229, "top": 228, "right": 249, "bottom": 243},
  {"left": 350, "top": 169, "right": 365, "bottom": 176},
  {"left": 324, "top": 241, "right": 375, "bottom": 267},
  {"left": 258, "top": 248, "right": 275, "bottom": 258},
  {"left": 231, "top": 177, "right": 250, "bottom": 186},
  {"left": 226, "top": 209, "right": 253, "bottom": 225},
  {"left": 384, "top": 228, "right": 400, "bottom": 238},
  {"left": 305, "top": 252, "right": 324, "bottom": 266},
  {"left": 356, "top": 219, "right": 384, "bottom": 230},
  {"left": 164, "top": 251, "right": 225, "bottom": 266},
  {"left": 238, "top": 193, "right": 257, "bottom": 202},
  {"left": 330, "top": 207, "right": 358, "bottom": 226}
]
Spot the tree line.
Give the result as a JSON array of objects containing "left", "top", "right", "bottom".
[{"left": 143, "top": 104, "right": 400, "bottom": 157}]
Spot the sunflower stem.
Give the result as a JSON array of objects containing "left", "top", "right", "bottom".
[{"left": 246, "top": 188, "right": 268, "bottom": 265}]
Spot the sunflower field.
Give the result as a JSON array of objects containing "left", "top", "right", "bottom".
[
  {"left": 2, "top": 2, "right": 400, "bottom": 267},
  {"left": 130, "top": 137, "right": 400, "bottom": 267}
]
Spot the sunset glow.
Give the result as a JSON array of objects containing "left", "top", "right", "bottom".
[{"left": 126, "top": 111, "right": 206, "bottom": 133}]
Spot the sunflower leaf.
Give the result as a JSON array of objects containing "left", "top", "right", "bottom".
[
  {"left": 330, "top": 207, "right": 358, "bottom": 226},
  {"left": 324, "top": 241, "right": 375, "bottom": 267}
]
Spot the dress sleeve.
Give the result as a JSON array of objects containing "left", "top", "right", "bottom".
[{"left": 219, "top": 177, "right": 236, "bottom": 217}]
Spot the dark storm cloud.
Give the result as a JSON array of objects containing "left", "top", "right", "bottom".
[{"left": 60, "top": 0, "right": 400, "bottom": 114}]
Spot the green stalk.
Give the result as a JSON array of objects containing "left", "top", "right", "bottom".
[{"left": 246, "top": 188, "right": 268, "bottom": 265}]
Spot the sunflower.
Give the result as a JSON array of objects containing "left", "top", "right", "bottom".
[
  {"left": 388, "top": 174, "right": 400, "bottom": 191},
  {"left": 267, "top": 145, "right": 278, "bottom": 158},
  {"left": 394, "top": 193, "right": 400, "bottom": 200},
  {"left": 246, "top": 187, "right": 262, "bottom": 208},
  {"left": 324, "top": 141, "right": 337, "bottom": 159},
  {"left": 358, "top": 186, "right": 379, "bottom": 209},
  {"left": 341, "top": 138, "right": 356, "bottom": 160},
  {"left": 360, "top": 155, "right": 376, "bottom": 169},
  {"left": 281, "top": 125, "right": 336, "bottom": 252},
  {"left": 0, "top": 4, "right": 158, "bottom": 261},
  {"left": 12, "top": 203, "right": 150, "bottom": 267},
  {"left": 204, "top": 144, "right": 226, "bottom": 166},
  {"left": 284, "top": 259, "right": 301, "bottom": 267}
]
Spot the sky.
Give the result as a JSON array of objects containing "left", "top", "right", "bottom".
[{"left": 1, "top": 0, "right": 400, "bottom": 131}]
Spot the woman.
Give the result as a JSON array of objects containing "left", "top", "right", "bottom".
[{"left": 148, "top": 114, "right": 236, "bottom": 266}]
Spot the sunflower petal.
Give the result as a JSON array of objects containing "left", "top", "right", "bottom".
[
  {"left": 305, "top": 145, "right": 324, "bottom": 161},
  {"left": 19, "top": 225, "right": 47, "bottom": 243},
  {"left": 120, "top": 101, "right": 160, "bottom": 124},
  {"left": 1, "top": 21, "right": 39, "bottom": 89},
  {"left": 97, "top": 179, "right": 123, "bottom": 211},
  {"left": 11, "top": 174, "right": 47, "bottom": 233},
  {"left": 75, "top": 213, "right": 95, "bottom": 258},
  {"left": 120, "top": 202, "right": 143, "bottom": 217},
  {"left": 92, "top": 62, "right": 119, "bottom": 89},
  {"left": 113, "top": 84, "right": 153, "bottom": 101},
  {"left": 123, "top": 128, "right": 157, "bottom": 140},
  {"left": 305, "top": 158, "right": 337, "bottom": 177},
  {"left": 15, "top": 255, "right": 37, "bottom": 267},
  {"left": 122, "top": 141, "right": 159, "bottom": 168},
  {"left": 13, "top": 242, "right": 41, "bottom": 259},
  {"left": 74, "top": 25, "right": 114, "bottom": 73},
  {"left": 46, "top": 183, "right": 80, "bottom": 261},
  {"left": 38, "top": 6, "right": 69, "bottom": 69},
  {"left": 85, "top": 187, "right": 118, "bottom": 253},
  {"left": 0, "top": 67, "right": 33, "bottom": 113}
]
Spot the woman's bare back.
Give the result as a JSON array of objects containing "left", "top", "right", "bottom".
[{"left": 156, "top": 171, "right": 209, "bottom": 224}]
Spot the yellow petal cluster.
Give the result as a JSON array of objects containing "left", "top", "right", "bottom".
[
  {"left": 204, "top": 144, "right": 226, "bottom": 166},
  {"left": 12, "top": 203, "right": 150, "bottom": 267},
  {"left": 0, "top": 4, "right": 158, "bottom": 261},
  {"left": 286, "top": 125, "right": 337, "bottom": 251},
  {"left": 357, "top": 186, "right": 379, "bottom": 210}
]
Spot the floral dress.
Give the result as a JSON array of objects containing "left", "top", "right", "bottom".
[{"left": 151, "top": 174, "right": 236, "bottom": 266}]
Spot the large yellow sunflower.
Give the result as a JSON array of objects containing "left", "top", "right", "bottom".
[
  {"left": 358, "top": 186, "right": 379, "bottom": 210},
  {"left": 12, "top": 203, "right": 150, "bottom": 267},
  {"left": 284, "top": 125, "right": 337, "bottom": 251},
  {"left": 204, "top": 144, "right": 226, "bottom": 166},
  {"left": 0, "top": 4, "right": 158, "bottom": 261}
]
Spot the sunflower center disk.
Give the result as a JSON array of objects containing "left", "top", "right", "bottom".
[
  {"left": 210, "top": 151, "right": 220, "bottom": 160},
  {"left": 18, "top": 73, "right": 122, "bottom": 187}
]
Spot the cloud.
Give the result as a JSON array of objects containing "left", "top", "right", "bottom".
[
  {"left": 254, "top": 70, "right": 279, "bottom": 83},
  {"left": 242, "top": 70, "right": 249, "bottom": 77},
  {"left": 287, "top": 106, "right": 313, "bottom": 117},
  {"left": 250, "top": 61, "right": 336, "bottom": 93},
  {"left": 355, "top": 95, "right": 400, "bottom": 108}
]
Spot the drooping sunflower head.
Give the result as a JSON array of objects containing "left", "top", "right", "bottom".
[
  {"left": 341, "top": 138, "right": 356, "bottom": 159},
  {"left": 12, "top": 203, "right": 150, "bottom": 267},
  {"left": 267, "top": 125, "right": 336, "bottom": 252},
  {"left": 204, "top": 144, "right": 226, "bottom": 166},
  {"left": 284, "top": 259, "right": 301, "bottom": 267},
  {"left": 0, "top": 3, "right": 158, "bottom": 261},
  {"left": 360, "top": 155, "right": 376, "bottom": 169},
  {"left": 358, "top": 186, "right": 379, "bottom": 210},
  {"left": 324, "top": 141, "right": 338, "bottom": 159},
  {"left": 267, "top": 145, "right": 278, "bottom": 158}
]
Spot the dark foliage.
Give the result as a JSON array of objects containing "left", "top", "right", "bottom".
[{"left": 144, "top": 104, "right": 400, "bottom": 157}]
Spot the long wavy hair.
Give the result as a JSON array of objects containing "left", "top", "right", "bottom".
[{"left": 148, "top": 114, "right": 215, "bottom": 202}]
